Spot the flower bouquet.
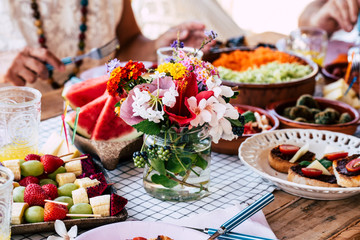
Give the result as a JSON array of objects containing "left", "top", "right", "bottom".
[{"left": 106, "top": 31, "right": 244, "bottom": 201}]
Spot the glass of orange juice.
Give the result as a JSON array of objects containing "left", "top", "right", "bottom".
[
  {"left": 0, "top": 87, "right": 41, "bottom": 162},
  {"left": 0, "top": 166, "right": 14, "bottom": 240},
  {"left": 287, "top": 27, "right": 328, "bottom": 66}
]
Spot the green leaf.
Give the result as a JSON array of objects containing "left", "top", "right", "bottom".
[
  {"left": 151, "top": 174, "right": 178, "bottom": 188},
  {"left": 114, "top": 101, "right": 121, "bottom": 108},
  {"left": 150, "top": 158, "right": 166, "bottom": 176},
  {"left": 226, "top": 117, "right": 243, "bottom": 127},
  {"left": 242, "top": 111, "right": 256, "bottom": 123},
  {"left": 165, "top": 154, "right": 192, "bottom": 174},
  {"left": 194, "top": 154, "right": 208, "bottom": 170},
  {"left": 133, "top": 120, "right": 161, "bottom": 135},
  {"left": 319, "top": 159, "right": 332, "bottom": 169},
  {"left": 299, "top": 161, "right": 311, "bottom": 167}
]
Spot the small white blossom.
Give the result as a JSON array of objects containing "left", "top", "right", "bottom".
[
  {"left": 162, "top": 86, "right": 179, "bottom": 108},
  {"left": 206, "top": 76, "right": 234, "bottom": 98},
  {"left": 47, "top": 220, "right": 77, "bottom": 240},
  {"left": 150, "top": 71, "right": 166, "bottom": 79},
  {"left": 146, "top": 107, "right": 164, "bottom": 123}
]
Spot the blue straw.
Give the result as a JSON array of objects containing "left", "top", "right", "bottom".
[
  {"left": 206, "top": 228, "right": 276, "bottom": 240},
  {"left": 345, "top": 76, "right": 357, "bottom": 96}
]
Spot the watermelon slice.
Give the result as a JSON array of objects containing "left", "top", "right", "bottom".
[
  {"left": 92, "top": 96, "right": 142, "bottom": 141},
  {"left": 62, "top": 75, "right": 109, "bottom": 109},
  {"left": 66, "top": 92, "right": 109, "bottom": 138}
]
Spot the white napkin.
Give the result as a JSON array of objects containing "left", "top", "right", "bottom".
[{"left": 165, "top": 203, "right": 277, "bottom": 239}]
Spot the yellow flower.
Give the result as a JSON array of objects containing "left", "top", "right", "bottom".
[{"left": 157, "top": 62, "right": 188, "bottom": 79}]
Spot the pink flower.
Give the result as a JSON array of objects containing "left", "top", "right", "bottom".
[{"left": 120, "top": 77, "right": 175, "bottom": 125}]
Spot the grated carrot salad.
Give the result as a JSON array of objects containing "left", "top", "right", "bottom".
[{"left": 212, "top": 47, "right": 305, "bottom": 72}]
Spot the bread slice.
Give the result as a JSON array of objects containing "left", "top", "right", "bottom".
[
  {"left": 333, "top": 154, "right": 360, "bottom": 187},
  {"left": 268, "top": 145, "right": 315, "bottom": 173},
  {"left": 288, "top": 165, "right": 339, "bottom": 187}
]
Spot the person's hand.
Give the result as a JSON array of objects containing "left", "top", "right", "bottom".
[
  {"left": 4, "top": 47, "right": 65, "bottom": 86},
  {"left": 312, "top": 0, "right": 360, "bottom": 34},
  {"left": 155, "top": 21, "right": 215, "bottom": 54}
]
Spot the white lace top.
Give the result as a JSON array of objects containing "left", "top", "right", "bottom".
[{"left": 0, "top": 0, "right": 123, "bottom": 88}]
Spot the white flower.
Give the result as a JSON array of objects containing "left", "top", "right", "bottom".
[
  {"left": 188, "top": 96, "right": 226, "bottom": 127},
  {"left": 47, "top": 220, "right": 77, "bottom": 240},
  {"left": 206, "top": 76, "right": 234, "bottom": 98},
  {"left": 162, "top": 86, "right": 179, "bottom": 108},
  {"left": 146, "top": 107, "right": 164, "bottom": 123},
  {"left": 131, "top": 87, "right": 165, "bottom": 123},
  {"left": 209, "top": 118, "right": 235, "bottom": 143},
  {"left": 150, "top": 71, "right": 166, "bottom": 79}
]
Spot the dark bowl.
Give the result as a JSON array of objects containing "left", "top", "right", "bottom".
[
  {"left": 322, "top": 61, "right": 359, "bottom": 88},
  {"left": 203, "top": 48, "right": 319, "bottom": 108},
  {"left": 211, "top": 104, "right": 279, "bottom": 155},
  {"left": 266, "top": 97, "right": 360, "bottom": 135}
]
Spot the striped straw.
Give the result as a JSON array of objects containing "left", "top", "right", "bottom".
[
  {"left": 208, "top": 193, "right": 274, "bottom": 240},
  {"left": 206, "top": 228, "right": 276, "bottom": 240},
  {"left": 222, "top": 193, "right": 274, "bottom": 231}
]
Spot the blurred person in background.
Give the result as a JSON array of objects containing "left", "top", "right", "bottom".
[
  {"left": 299, "top": 0, "right": 360, "bottom": 42},
  {"left": 132, "top": 0, "right": 245, "bottom": 42},
  {"left": 0, "top": 0, "right": 212, "bottom": 91}
]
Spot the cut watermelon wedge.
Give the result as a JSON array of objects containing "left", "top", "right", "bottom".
[
  {"left": 92, "top": 96, "right": 142, "bottom": 141},
  {"left": 62, "top": 75, "right": 109, "bottom": 109},
  {"left": 66, "top": 92, "right": 109, "bottom": 138}
]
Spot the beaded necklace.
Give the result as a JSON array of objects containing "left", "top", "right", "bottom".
[{"left": 30, "top": 0, "right": 89, "bottom": 88}]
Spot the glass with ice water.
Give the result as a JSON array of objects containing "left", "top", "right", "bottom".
[
  {"left": 287, "top": 26, "right": 328, "bottom": 66},
  {"left": 0, "top": 166, "right": 14, "bottom": 240},
  {"left": 0, "top": 87, "right": 41, "bottom": 162}
]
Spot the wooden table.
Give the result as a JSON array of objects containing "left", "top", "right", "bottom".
[{"left": 39, "top": 32, "right": 360, "bottom": 240}]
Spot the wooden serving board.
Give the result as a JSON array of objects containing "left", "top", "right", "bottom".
[{"left": 11, "top": 159, "right": 128, "bottom": 235}]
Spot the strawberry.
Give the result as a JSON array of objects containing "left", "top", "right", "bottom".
[
  {"left": 44, "top": 202, "right": 68, "bottom": 221},
  {"left": 19, "top": 176, "right": 39, "bottom": 186},
  {"left": 42, "top": 184, "right": 58, "bottom": 200},
  {"left": 24, "top": 183, "right": 48, "bottom": 206},
  {"left": 110, "top": 193, "right": 128, "bottom": 216},
  {"left": 24, "top": 154, "right": 41, "bottom": 161},
  {"left": 40, "top": 155, "right": 64, "bottom": 174}
]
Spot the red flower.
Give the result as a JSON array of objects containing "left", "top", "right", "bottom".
[
  {"left": 164, "top": 72, "right": 198, "bottom": 126},
  {"left": 107, "top": 60, "right": 146, "bottom": 97}
]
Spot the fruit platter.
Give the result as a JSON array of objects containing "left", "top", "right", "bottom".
[
  {"left": 62, "top": 75, "right": 143, "bottom": 170},
  {"left": 3, "top": 137, "right": 128, "bottom": 234}
]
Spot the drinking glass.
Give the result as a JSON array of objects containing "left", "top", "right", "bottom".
[
  {"left": 0, "top": 87, "right": 41, "bottom": 162},
  {"left": 157, "top": 46, "right": 203, "bottom": 65},
  {"left": 287, "top": 27, "right": 328, "bottom": 66},
  {"left": 0, "top": 166, "right": 14, "bottom": 240}
]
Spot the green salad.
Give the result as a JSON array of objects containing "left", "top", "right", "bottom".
[{"left": 218, "top": 61, "right": 313, "bottom": 84}]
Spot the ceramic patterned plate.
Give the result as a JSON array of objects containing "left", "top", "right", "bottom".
[
  {"left": 76, "top": 221, "right": 208, "bottom": 240},
  {"left": 238, "top": 129, "right": 360, "bottom": 200}
]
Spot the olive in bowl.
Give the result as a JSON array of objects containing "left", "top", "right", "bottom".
[{"left": 267, "top": 95, "right": 360, "bottom": 135}]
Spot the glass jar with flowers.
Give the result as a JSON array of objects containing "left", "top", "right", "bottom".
[{"left": 106, "top": 31, "right": 244, "bottom": 201}]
